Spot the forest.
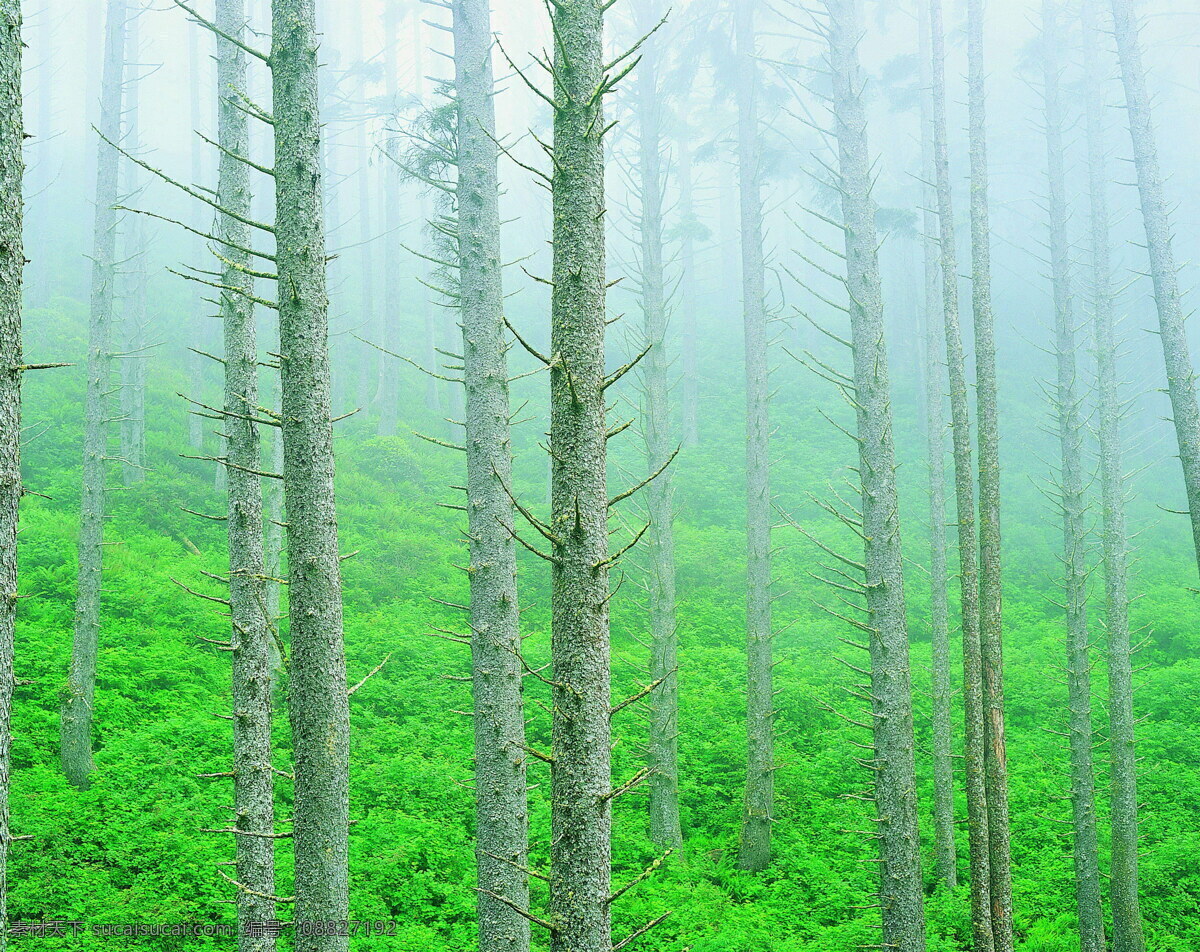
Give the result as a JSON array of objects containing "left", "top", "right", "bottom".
[{"left": 0, "top": 0, "right": 1198, "bottom": 949}]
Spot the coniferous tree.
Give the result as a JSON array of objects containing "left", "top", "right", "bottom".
[
  {"left": 928, "top": 0, "right": 992, "bottom": 939},
  {"left": 61, "top": 0, "right": 128, "bottom": 790},
  {"left": 823, "top": 1, "right": 927, "bottom": 946},
  {"left": 0, "top": 0, "right": 21, "bottom": 938},
  {"left": 1084, "top": 1, "right": 1145, "bottom": 947},
  {"left": 270, "top": 0, "right": 351, "bottom": 947},
  {"left": 1040, "top": 4, "right": 1106, "bottom": 948},
  {"left": 451, "top": 1, "right": 531, "bottom": 948},
  {"left": 967, "top": 2, "right": 1014, "bottom": 945}
]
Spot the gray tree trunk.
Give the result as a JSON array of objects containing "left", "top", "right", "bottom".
[
  {"left": 0, "top": 1, "right": 21, "bottom": 943},
  {"left": 547, "top": 1, "right": 612, "bottom": 948},
  {"left": 633, "top": 6, "right": 682, "bottom": 850},
  {"left": 928, "top": 1, "right": 992, "bottom": 938},
  {"left": 61, "top": 0, "right": 127, "bottom": 791},
  {"left": 966, "top": 3, "right": 1014, "bottom": 947},
  {"left": 825, "top": 3, "right": 926, "bottom": 947},
  {"left": 270, "top": 2, "right": 351, "bottom": 948},
  {"left": 1110, "top": 0, "right": 1200, "bottom": 573},
  {"left": 451, "top": 3, "right": 531, "bottom": 950},
  {"left": 214, "top": 1, "right": 276, "bottom": 946},
  {"left": 119, "top": 5, "right": 146, "bottom": 486},
  {"left": 1083, "top": 2, "right": 1145, "bottom": 948},
  {"left": 1041, "top": 5, "right": 1106, "bottom": 949},
  {"left": 677, "top": 123, "right": 698, "bottom": 450},
  {"left": 733, "top": 0, "right": 773, "bottom": 874},
  {"left": 918, "top": 0, "right": 956, "bottom": 893}
]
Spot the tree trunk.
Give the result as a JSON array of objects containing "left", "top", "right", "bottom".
[
  {"left": 918, "top": 0, "right": 956, "bottom": 893},
  {"left": 1110, "top": 0, "right": 1200, "bottom": 573},
  {"left": 452, "top": 3, "right": 531, "bottom": 950},
  {"left": 547, "top": 1, "right": 612, "bottom": 948},
  {"left": 826, "top": 3, "right": 927, "bottom": 947},
  {"left": 677, "top": 123, "right": 698, "bottom": 450},
  {"left": 966, "top": 3, "right": 1014, "bottom": 946},
  {"left": 215, "top": 1, "right": 277, "bottom": 947},
  {"left": 1084, "top": 2, "right": 1145, "bottom": 948},
  {"left": 376, "top": 2, "right": 401, "bottom": 438},
  {"left": 61, "top": 0, "right": 127, "bottom": 791},
  {"left": 733, "top": 0, "right": 773, "bottom": 873},
  {"left": 1040, "top": 5, "right": 1106, "bottom": 948},
  {"left": 633, "top": 6, "right": 682, "bottom": 850},
  {"left": 0, "top": 1, "right": 22, "bottom": 942},
  {"left": 119, "top": 5, "right": 146, "bottom": 486},
  {"left": 270, "top": 2, "right": 351, "bottom": 948},
  {"left": 187, "top": 20, "right": 206, "bottom": 453},
  {"left": 928, "top": 0, "right": 991, "bottom": 934}
]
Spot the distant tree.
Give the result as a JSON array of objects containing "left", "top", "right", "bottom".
[
  {"left": 1084, "top": 0, "right": 1146, "bottom": 947},
  {"left": 967, "top": 1, "right": 1014, "bottom": 945},
  {"left": 270, "top": 0, "right": 351, "bottom": 947},
  {"left": 927, "top": 0, "right": 992, "bottom": 939},
  {"left": 1109, "top": 0, "right": 1200, "bottom": 574},
  {"left": 1039, "top": 3, "right": 1106, "bottom": 949},
  {"left": 917, "top": 0, "right": 956, "bottom": 892},
  {"left": 0, "top": 0, "right": 21, "bottom": 938},
  {"left": 822, "top": 1, "right": 926, "bottom": 947},
  {"left": 61, "top": 0, "right": 127, "bottom": 791},
  {"left": 630, "top": 0, "right": 683, "bottom": 850}
]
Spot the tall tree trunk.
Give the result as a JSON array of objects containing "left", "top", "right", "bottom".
[
  {"left": 1084, "top": 2, "right": 1145, "bottom": 948},
  {"left": 0, "top": 1, "right": 22, "bottom": 942},
  {"left": 918, "top": 0, "right": 956, "bottom": 893},
  {"left": 677, "top": 122, "right": 698, "bottom": 449},
  {"left": 452, "top": 3, "right": 531, "bottom": 950},
  {"left": 634, "top": 5, "right": 682, "bottom": 850},
  {"left": 966, "top": 3, "right": 1014, "bottom": 946},
  {"left": 350, "top": 0, "right": 374, "bottom": 414},
  {"left": 929, "top": 1, "right": 992, "bottom": 934},
  {"left": 215, "top": 0, "right": 276, "bottom": 947},
  {"left": 61, "top": 0, "right": 127, "bottom": 791},
  {"left": 1040, "top": 4, "right": 1106, "bottom": 948},
  {"left": 376, "top": 2, "right": 401, "bottom": 438},
  {"left": 733, "top": 0, "right": 773, "bottom": 873},
  {"left": 120, "top": 4, "right": 146, "bottom": 486},
  {"left": 187, "top": 20, "right": 206, "bottom": 453},
  {"left": 1109, "top": 0, "right": 1200, "bottom": 571},
  {"left": 825, "top": 3, "right": 926, "bottom": 947},
  {"left": 270, "top": 2, "right": 351, "bottom": 948},
  {"left": 548, "top": 1, "right": 611, "bottom": 948}
]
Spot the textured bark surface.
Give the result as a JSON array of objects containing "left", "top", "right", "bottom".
[
  {"left": 119, "top": 6, "right": 146, "bottom": 486},
  {"left": 733, "top": 0, "right": 773, "bottom": 874},
  {"left": 1110, "top": 0, "right": 1200, "bottom": 574},
  {"left": 634, "top": 10, "right": 682, "bottom": 850},
  {"left": 452, "top": 3, "right": 530, "bottom": 950},
  {"left": 918, "top": 0, "right": 956, "bottom": 892},
  {"left": 826, "top": 3, "right": 926, "bottom": 947},
  {"left": 1041, "top": 6, "right": 1106, "bottom": 948},
  {"left": 0, "top": 1, "right": 20, "bottom": 942},
  {"left": 928, "top": 1, "right": 992, "bottom": 939},
  {"left": 1084, "top": 2, "right": 1145, "bottom": 948},
  {"left": 547, "top": 2, "right": 611, "bottom": 949},
  {"left": 270, "top": 2, "right": 351, "bottom": 948},
  {"left": 215, "top": 1, "right": 276, "bottom": 946},
  {"left": 967, "top": 3, "right": 1014, "bottom": 947},
  {"left": 61, "top": 0, "right": 127, "bottom": 791}
]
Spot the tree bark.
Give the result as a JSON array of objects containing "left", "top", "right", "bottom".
[
  {"left": 918, "top": 0, "right": 957, "bottom": 893},
  {"left": 61, "top": 0, "right": 127, "bottom": 791},
  {"left": 1084, "top": 2, "right": 1145, "bottom": 948},
  {"left": 928, "top": 0, "right": 992, "bottom": 936},
  {"left": 214, "top": 1, "right": 277, "bottom": 947},
  {"left": 825, "top": 3, "right": 927, "bottom": 947},
  {"left": 0, "top": 1, "right": 21, "bottom": 943},
  {"left": 633, "top": 5, "right": 683, "bottom": 850},
  {"left": 452, "top": 3, "right": 531, "bottom": 950},
  {"left": 1040, "top": 5, "right": 1106, "bottom": 949},
  {"left": 1110, "top": 0, "right": 1200, "bottom": 574},
  {"left": 270, "top": 1, "right": 351, "bottom": 948},
  {"left": 733, "top": 0, "right": 773, "bottom": 874},
  {"left": 966, "top": 3, "right": 1014, "bottom": 946},
  {"left": 547, "top": 1, "right": 612, "bottom": 948}
]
